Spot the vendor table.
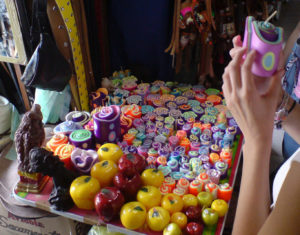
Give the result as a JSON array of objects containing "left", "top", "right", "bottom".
[{"left": 13, "top": 135, "right": 243, "bottom": 235}]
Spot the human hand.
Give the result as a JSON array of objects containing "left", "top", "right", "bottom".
[
  {"left": 229, "top": 35, "right": 243, "bottom": 59},
  {"left": 222, "top": 48, "right": 284, "bottom": 146}
]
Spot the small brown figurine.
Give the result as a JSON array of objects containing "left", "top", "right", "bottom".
[{"left": 15, "top": 104, "right": 47, "bottom": 193}]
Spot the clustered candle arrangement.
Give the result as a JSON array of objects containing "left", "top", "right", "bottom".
[{"left": 44, "top": 71, "right": 241, "bottom": 234}]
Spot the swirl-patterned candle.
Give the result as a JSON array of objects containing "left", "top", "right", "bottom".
[
  {"left": 148, "top": 148, "right": 158, "bottom": 158},
  {"left": 184, "top": 171, "right": 197, "bottom": 182},
  {"left": 175, "top": 96, "right": 188, "bottom": 105},
  {"left": 220, "top": 149, "right": 232, "bottom": 167},
  {"left": 199, "top": 154, "right": 210, "bottom": 164},
  {"left": 191, "top": 127, "right": 201, "bottom": 137},
  {"left": 200, "top": 134, "right": 211, "bottom": 146},
  {"left": 205, "top": 182, "right": 219, "bottom": 199},
  {"left": 174, "top": 146, "right": 186, "bottom": 155},
  {"left": 182, "top": 124, "right": 192, "bottom": 135},
  {"left": 46, "top": 134, "right": 68, "bottom": 152},
  {"left": 206, "top": 169, "right": 221, "bottom": 184},
  {"left": 54, "top": 121, "right": 83, "bottom": 136},
  {"left": 169, "top": 151, "right": 181, "bottom": 161},
  {"left": 93, "top": 105, "right": 121, "bottom": 144},
  {"left": 206, "top": 95, "right": 222, "bottom": 105},
  {"left": 170, "top": 172, "right": 184, "bottom": 181},
  {"left": 169, "top": 109, "right": 182, "bottom": 119},
  {"left": 197, "top": 172, "right": 210, "bottom": 185},
  {"left": 189, "top": 179, "right": 204, "bottom": 195},
  {"left": 160, "top": 184, "right": 171, "bottom": 195},
  {"left": 70, "top": 148, "right": 98, "bottom": 174},
  {"left": 214, "top": 161, "right": 228, "bottom": 179},
  {"left": 198, "top": 146, "right": 210, "bottom": 156},
  {"left": 190, "top": 141, "right": 201, "bottom": 151},
  {"left": 123, "top": 133, "right": 135, "bottom": 145},
  {"left": 173, "top": 187, "right": 186, "bottom": 197},
  {"left": 137, "top": 145, "right": 148, "bottom": 158},
  {"left": 164, "top": 177, "right": 176, "bottom": 191},
  {"left": 179, "top": 163, "right": 190, "bottom": 174},
  {"left": 210, "top": 144, "right": 221, "bottom": 154},
  {"left": 209, "top": 153, "right": 220, "bottom": 165},
  {"left": 180, "top": 137, "right": 190, "bottom": 153},
  {"left": 217, "top": 183, "right": 233, "bottom": 202},
  {"left": 167, "top": 159, "right": 179, "bottom": 171},
  {"left": 177, "top": 178, "right": 190, "bottom": 191},
  {"left": 54, "top": 144, "right": 75, "bottom": 170},
  {"left": 157, "top": 156, "right": 167, "bottom": 166},
  {"left": 188, "top": 150, "right": 199, "bottom": 159},
  {"left": 69, "top": 130, "right": 93, "bottom": 150}
]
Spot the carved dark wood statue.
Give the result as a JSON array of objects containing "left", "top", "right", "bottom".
[
  {"left": 29, "top": 147, "right": 78, "bottom": 211},
  {"left": 15, "top": 104, "right": 45, "bottom": 172},
  {"left": 14, "top": 104, "right": 47, "bottom": 193}
]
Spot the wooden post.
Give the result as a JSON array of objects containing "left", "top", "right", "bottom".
[{"left": 13, "top": 64, "right": 30, "bottom": 111}]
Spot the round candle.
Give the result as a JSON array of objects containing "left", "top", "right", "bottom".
[
  {"left": 167, "top": 159, "right": 179, "bottom": 171},
  {"left": 217, "top": 183, "right": 233, "bottom": 202},
  {"left": 197, "top": 172, "right": 210, "bottom": 185},
  {"left": 176, "top": 130, "right": 187, "bottom": 141},
  {"left": 209, "top": 153, "right": 220, "bottom": 165},
  {"left": 177, "top": 178, "right": 190, "bottom": 190},
  {"left": 189, "top": 179, "right": 204, "bottom": 195},
  {"left": 170, "top": 172, "right": 184, "bottom": 181},
  {"left": 123, "top": 133, "right": 135, "bottom": 145},
  {"left": 214, "top": 161, "right": 228, "bottom": 179},
  {"left": 184, "top": 171, "right": 197, "bottom": 182},
  {"left": 54, "top": 144, "right": 75, "bottom": 170},
  {"left": 157, "top": 156, "right": 167, "bottom": 166},
  {"left": 160, "top": 184, "right": 171, "bottom": 195},
  {"left": 164, "top": 177, "right": 176, "bottom": 191},
  {"left": 206, "top": 168, "right": 221, "bottom": 184},
  {"left": 190, "top": 141, "right": 201, "bottom": 151},
  {"left": 173, "top": 187, "right": 186, "bottom": 197},
  {"left": 46, "top": 134, "right": 68, "bottom": 152},
  {"left": 69, "top": 129, "right": 93, "bottom": 150},
  {"left": 180, "top": 137, "right": 190, "bottom": 153},
  {"left": 205, "top": 182, "right": 219, "bottom": 199}
]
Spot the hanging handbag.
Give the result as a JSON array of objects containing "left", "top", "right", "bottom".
[{"left": 21, "top": 0, "right": 71, "bottom": 92}]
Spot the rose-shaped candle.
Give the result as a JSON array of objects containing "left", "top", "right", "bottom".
[
  {"left": 54, "top": 144, "right": 75, "bottom": 170},
  {"left": 46, "top": 134, "right": 68, "bottom": 152},
  {"left": 71, "top": 148, "right": 98, "bottom": 174},
  {"left": 93, "top": 105, "right": 121, "bottom": 144}
]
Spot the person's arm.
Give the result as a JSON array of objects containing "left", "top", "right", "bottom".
[
  {"left": 222, "top": 48, "right": 283, "bottom": 235},
  {"left": 282, "top": 96, "right": 300, "bottom": 144}
]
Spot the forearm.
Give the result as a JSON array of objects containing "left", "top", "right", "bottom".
[
  {"left": 233, "top": 141, "right": 271, "bottom": 235},
  {"left": 282, "top": 97, "right": 300, "bottom": 144}
]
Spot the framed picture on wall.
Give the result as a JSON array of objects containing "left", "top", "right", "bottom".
[{"left": 0, "top": 0, "right": 27, "bottom": 65}]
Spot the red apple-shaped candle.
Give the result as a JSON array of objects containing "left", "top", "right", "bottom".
[
  {"left": 118, "top": 153, "right": 146, "bottom": 177},
  {"left": 185, "top": 222, "right": 203, "bottom": 235},
  {"left": 113, "top": 172, "right": 142, "bottom": 201},
  {"left": 94, "top": 187, "right": 125, "bottom": 222},
  {"left": 185, "top": 206, "right": 202, "bottom": 222}
]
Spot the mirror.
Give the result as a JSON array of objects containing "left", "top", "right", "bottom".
[{"left": 0, "top": 0, "right": 27, "bottom": 65}]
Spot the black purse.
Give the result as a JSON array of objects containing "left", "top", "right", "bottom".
[{"left": 21, "top": 0, "right": 71, "bottom": 92}]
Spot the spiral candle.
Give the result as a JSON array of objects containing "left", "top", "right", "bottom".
[
  {"left": 164, "top": 177, "right": 176, "bottom": 191},
  {"left": 205, "top": 182, "right": 219, "bottom": 199},
  {"left": 197, "top": 172, "right": 210, "bottom": 186},
  {"left": 69, "top": 130, "right": 93, "bottom": 150},
  {"left": 54, "top": 144, "right": 75, "bottom": 170},
  {"left": 46, "top": 134, "right": 68, "bottom": 152},
  {"left": 93, "top": 105, "right": 121, "bottom": 144},
  {"left": 214, "top": 161, "right": 228, "bottom": 179},
  {"left": 189, "top": 179, "right": 204, "bottom": 195},
  {"left": 206, "top": 169, "right": 221, "bottom": 184},
  {"left": 217, "top": 183, "right": 233, "bottom": 202}
]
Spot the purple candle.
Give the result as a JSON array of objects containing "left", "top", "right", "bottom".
[
  {"left": 152, "top": 141, "right": 162, "bottom": 150},
  {"left": 167, "top": 159, "right": 179, "bottom": 171},
  {"left": 214, "top": 161, "right": 228, "bottom": 179},
  {"left": 182, "top": 124, "right": 192, "bottom": 135},
  {"left": 93, "top": 105, "right": 121, "bottom": 144},
  {"left": 180, "top": 163, "right": 191, "bottom": 174},
  {"left": 199, "top": 154, "right": 210, "bottom": 164},
  {"left": 190, "top": 141, "right": 201, "bottom": 151},
  {"left": 206, "top": 168, "right": 221, "bottom": 184},
  {"left": 69, "top": 129, "right": 93, "bottom": 149},
  {"left": 169, "top": 135, "right": 179, "bottom": 150},
  {"left": 71, "top": 148, "right": 98, "bottom": 174}
]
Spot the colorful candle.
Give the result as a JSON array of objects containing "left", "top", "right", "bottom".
[
  {"left": 189, "top": 179, "right": 204, "bottom": 195},
  {"left": 69, "top": 129, "right": 93, "bottom": 150},
  {"left": 209, "top": 153, "right": 220, "bottom": 165},
  {"left": 217, "top": 183, "right": 233, "bottom": 202},
  {"left": 54, "top": 144, "right": 75, "bottom": 170},
  {"left": 46, "top": 134, "right": 68, "bottom": 152},
  {"left": 205, "top": 182, "right": 219, "bottom": 199},
  {"left": 164, "top": 177, "right": 176, "bottom": 191},
  {"left": 206, "top": 169, "right": 221, "bottom": 184}
]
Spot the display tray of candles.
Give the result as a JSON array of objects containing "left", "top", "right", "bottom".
[{"left": 13, "top": 71, "right": 243, "bottom": 235}]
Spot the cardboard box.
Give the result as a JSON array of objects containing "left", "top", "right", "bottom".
[{"left": 0, "top": 201, "right": 88, "bottom": 235}]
